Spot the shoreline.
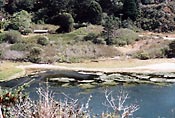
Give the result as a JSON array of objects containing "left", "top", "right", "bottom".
[{"left": 1, "top": 58, "right": 175, "bottom": 83}]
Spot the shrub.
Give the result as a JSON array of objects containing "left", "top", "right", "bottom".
[
  {"left": 83, "top": 33, "right": 106, "bottom": 44},
  {"left": 54, "top": 13, "right": 74, "bottom": 33},
  {"left": 133, "top": 39, "right": 170, "bottom": 59},
  {"left": 5, "top": 10, "right": 32, "bottom": 31},
  {"left": 20, "top": 28, "right": 32, "bottom": 35},
  {"left": 10, "top": 43, "right": 31, "bottom": 51},
  {"left": 0, "top": 33, "right": 5, "bottom": 43},
  {"left": 37, "top": 36, "right": 49, "bottom": 46},
  {"left": 3, "top": 30, "right": 22, "bottom": 44},
  {"left": 134, "top": 51, "right": 150, "bottom": 60},
  {"left": 111, "top": 28, "right": 138, "bottom": 46},
  {"left": 0, "top": 50, "right": 2, "bottom": 58},
  {"left": 167, "top": 40, "right": 175, "bottom": 58},
  {"left": 93, "top": 37, "right": 106, "bottom": 44},
  {"left": 28, "top": 47, "right": 43, "bottom": 63},
  {"left": 84, "top": 33, "right": 97, "bottom": 41}
]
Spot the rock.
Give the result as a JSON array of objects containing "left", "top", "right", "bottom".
[
  {"left": 78, "top": 80, "right": 95, "bottom": 83},
  {"left": 49, "top": 77, "right": 75, "bottom": 83},
  {"left": 150, "top": 78, "right": 166, "bottom": 82},
  {"left": 163, "top": 73, "right": 175, "bottom": 79}
]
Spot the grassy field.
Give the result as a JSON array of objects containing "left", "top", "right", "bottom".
[{"left": 0, "top": 61, "right": 23, "bottom": 81}]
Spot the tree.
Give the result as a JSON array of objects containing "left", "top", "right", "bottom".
[
  {"left": 103, "top": 15, "right": 120, "bottom": 45},
  {"left": 123, "top": 0, "right": 138, "bottom": 21},
  {"left": 98, "top": 0, "right": 123, "bottom": 16},
  {"left": 15, "top": 0, "right": 35, "bottom": 12},
  {"left": 75, "top": 0, "right": 102, "bottom": 24},
  {"left": 5, "top": 10, "right": 32, "bottom": 31},
  {"left": 53, "top": 13, "right": 74, "bottom": 33}
]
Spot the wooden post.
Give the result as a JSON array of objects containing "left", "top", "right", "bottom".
[{"left": 0, "top": 105, "right": 3, "bottom": 118}]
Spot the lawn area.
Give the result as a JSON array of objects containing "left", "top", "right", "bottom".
[{"left": 0, "top": 61, "right": 23, "bottom": 81}]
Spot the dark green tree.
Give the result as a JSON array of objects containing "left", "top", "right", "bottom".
[
  {"left": 75, "top": 0, "right": 102, "bottom": 24},
  {"left": 98, "top": 0, "right": 123, "bottom": 16},
  {"left": 53, "top": 13, "right": 74, "bottom": 33},
  {"left": 123, "top": 0, "right": 138, "bottom": 21},
  {"left": 103, "top": 15, "right": 120, "bottom": 45},
  {"left": 15, "top": 0, "right": 35, "bottom": 12},
  {"left": 5, "top": 10, "right": 32, "bottom": 31}
]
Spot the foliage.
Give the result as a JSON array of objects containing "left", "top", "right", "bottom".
[
  {"left": 84, "top": 33, "right": 98, "bottom": 41},
  {"left": 37, "top": 36, "right": 49, "bottom": 46},
  {"left": 10, "top": 43, "right": 31, "bottom": 51},
  {"left": 0, "top": 84, "right": 29, "bottom": 118},
  {"left": 3, "top": 30, "right": 22, "bottom": 44},
  {"left": 75, "top": 0, "right": 102, "bottom": 24},
  {"left": 103, "top": 27, "right": 138, "bottom": 46},
  {"left": 84, "top": 33, "right": 106, "bottom": 44},
  {"left": 5, "top": 10, "right": 32, "bottom": 32},
  {"left": 54, "top": 13, "right": 74, "bottom": 33},
  {"left": 123, "top": 0, "right": 138, "bottom": 21},
  {"left": 133, "top": 39, "right": 170, "bottom": 59},
  {"left": 111, "top": 28, "right": 139, "bottom": 46},
  {"left": 98, "top": 0, "right": 123, "bottom": 16},
  {"left": 167, "top": 40, "right": 175, "bottom": 58},
  {"left": 28, "top": 46, "right": 43, "bottom": 63},
  {"left": 0, "top": 32, "right": 5, "bottom": 44},
  {"left": 102, "top": 15, "right": 120, "bottom": 45}
]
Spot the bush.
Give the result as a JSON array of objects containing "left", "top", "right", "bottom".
[
  {"left": 111, "top": 28, "right": 138, "bottom": 46},
  {"left": 134, "top": 51, "right": 150, "bottom": 60},
  {"left": 3, "top": 30, "right": 22, "bottom": 44},
  {"left": 37, "top": 36, "right": 49, "bottom": 46},
  {"left": 10, "top": 43, "right": 31, "bottom": 51},
  {"left": 0, "top": 33, "right": 5, "bottom": 43},
  {"left": 167, "top": 40, "right": 175, "bottom": 58},
  {"left": 28, "top": 47, "right": 43, "bottom": 63},
  {"left": 93, "top": 37, "right": 106, "bottom": 44},
  {"left": 84, "top": 33, "right": 97, "bottom": 41},
  {"left": 20, "top": 28, "right": 32, "bottom": 35},
  {"left": 5, "top": 10, "right": 32, "bottom": 31},
  {"left": 53, "top": 13, "right": 74, "bottom": 33}
]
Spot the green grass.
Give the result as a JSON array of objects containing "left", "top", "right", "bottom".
[{"left": 0, "top": 62, "right": 23, "bottom": 81}]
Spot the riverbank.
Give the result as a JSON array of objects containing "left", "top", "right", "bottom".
[
  {"left": 1, "top": 58, "right": 175, "bottom": 83},
  {"left": 17, "top": 58, "right": 175, "bottom": 73}
]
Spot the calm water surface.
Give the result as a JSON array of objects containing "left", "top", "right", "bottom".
[{"left": 25, "top": 81, "right": 175, "bottom": 118}]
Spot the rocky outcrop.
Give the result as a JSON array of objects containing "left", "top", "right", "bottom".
[{"left": 46, "top": 70, "right": 175, "bottom": 85}]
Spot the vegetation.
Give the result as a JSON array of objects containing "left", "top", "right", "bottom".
[
  {"left": 0, "top": 61, "right": 23, "bottom": 81},
  {"left": 37, "top": 36, "right": 49, "bottom": 46},
  {"left": 2, "top": 30, "right": 22, "bottom": 44},
  {"left": 0, "top": 0, "right": 174, "bottom": 62}
]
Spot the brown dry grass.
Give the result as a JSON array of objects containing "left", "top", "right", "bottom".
[{"left": 57, "top": 58, "right": 175, "bottom": 69}]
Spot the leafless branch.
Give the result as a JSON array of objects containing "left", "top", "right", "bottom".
[{"left": 104, "top": 89, "right": 140, "bottom": 118}]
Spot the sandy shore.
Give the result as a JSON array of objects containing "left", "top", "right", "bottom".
[{"left": 17, "top": 62, "right": 175, "bottom": 73}]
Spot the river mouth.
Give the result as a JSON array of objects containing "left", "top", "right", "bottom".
[{"left": 1, "top": 70, "right": 175, "bottom": 118}]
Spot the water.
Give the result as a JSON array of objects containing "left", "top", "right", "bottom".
[
  {"left": 1, "top": 74, "right": 175, "bottom": 118},
  {"left": 24, "top": 81, "right": 175, "bottom": 118}
]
